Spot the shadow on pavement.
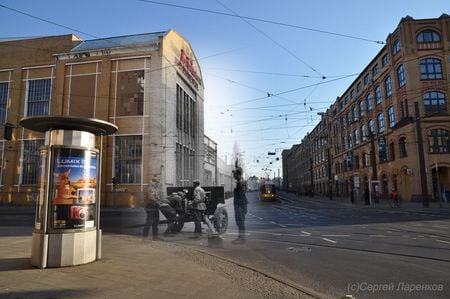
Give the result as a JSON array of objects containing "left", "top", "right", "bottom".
[
  {"left": 0, "top": 257, "right": 32, "bottom": 271},
  {"left": 0, "top": 289, "right": 96, "bottom": 299}
]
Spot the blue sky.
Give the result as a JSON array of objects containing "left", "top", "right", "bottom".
[{"left": 1, "top": 0, "right": 449, "bottom": 178}]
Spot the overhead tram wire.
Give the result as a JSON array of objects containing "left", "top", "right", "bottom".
[
  {"left": 214, "top": 0, "right": 325, "bottom": 79},
  {"left": 137, "top": 0, "right": 385, "bottom": 45},
  {"left": 225, "top": 73, "right": 360, "bottom": 108}
]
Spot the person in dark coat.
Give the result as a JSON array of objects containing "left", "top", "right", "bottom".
[
  {"left": 350, "top": 190, "right": 355, "bottom": 204},
  {"left": 232, "top": 162, "right": 248, "bottom": 244}
]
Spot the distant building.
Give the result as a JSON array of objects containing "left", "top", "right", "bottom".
[
  {"left": 217, "top": 157, "right": 233, "bottom": 198},
  {"left": 204, "top": 135, "right": 217, "bottom": 186},
  {"left": 283, "top": 15, "right": 450, "bottom": 202},
  {"left": 0, "top": 30, "right": 206, "bottom": 206}
]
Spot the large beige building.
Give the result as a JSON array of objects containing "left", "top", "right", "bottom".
[
  {"left": 283, "top": 15, "right": 450, "bottom": 203},
  {"left": 0, "top": 30, "right": 206, "bottom": 207}
]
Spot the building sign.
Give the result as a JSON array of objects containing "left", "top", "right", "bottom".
[
  {"left": 50, "top": 148, "right": 97, "bottom": 229},
  {"left": 378, "top": 137, "right": 387, "bottom": 162},
  {"left": 178, "top": 49, "right": 201, "bottom": 89}
]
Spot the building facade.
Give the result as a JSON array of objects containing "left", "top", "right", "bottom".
[
  {"left": 0, "top": 30, "right": 206, "bottom": 207},
  {"left": 283, "top": 15, "right": 450, "bottom": 202}
]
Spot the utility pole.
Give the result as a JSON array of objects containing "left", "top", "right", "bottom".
[
  {"left": 415, "top": 102, "right": 429, "bottom": 207},
  {"left": 327, "top": 147, "right": 333, "bottom": 200},
  {"left": 369, "top": 132, "right": 378, "bottom": 181}
]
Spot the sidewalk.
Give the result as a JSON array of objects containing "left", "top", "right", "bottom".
[
  {"left": 278, "top": 191, "right": 450, "bottom": 211},
  {"left": 0, "top": 227, "right": 263, "bottom": 299}
]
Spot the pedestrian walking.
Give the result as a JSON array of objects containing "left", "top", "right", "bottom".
[
  {"left": 143, "top": 178, "right": 161, "bottom": 240},
  {"left": 350, "top": 190, "right": 355, "bottom": 204},
  {"left": 364, "top": 188, "right": 370, "bottom": 205},
  {"left": 390, "top": 188, "right": 400, "bottom": 208},
  {"left": 232, "top": 163, "right": 248, "bottom": 244}
]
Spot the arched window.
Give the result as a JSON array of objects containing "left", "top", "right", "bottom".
[
  {"left": 348, "top": 133, "right": 353, "bottom": 148},
  {"left": 399, "top": 137, "right": 407, "bottom": 158},
  {"left": 420, "top": 58, "right": 442, "bottom": 80},
  {"left": 354, "top": 128, "right": 359, "bottom": 145},
  {"left": 361, "top": 124, "right": 367, "bottom": 142},
  {"left": 428, "top": 128, "right": 449, "bottom": 153},
  {"left": 388, "top": 106, "right": 395, "bottom": 128},
  {"left": 377, "top": 113, "right": 385, "bottom": 133},
  {"left": 393, "top": 39, "right": 401, "bottom": 54},
  {"left": 368, "top": 119, "right": 375, "bottom": 135},
  {"left": 385, "top": 76, "right": 392, "bottom": 97},
  {"left": 397, "top": 64, "right": 406, "bottom": 87},
  {"left": 374, "top": 85, "right": 382, "bottom": 104},
  {"left": 423, "top": 91, "right": 447, "bottom": 115},
  {"left": 362, "top": 153, "right": 368, "bottom": 167},
  {"left": 389, "top": 142, "right": 395, "bottom": 161},
  {"left": 366, "top": 93, "right": 373, "bottom": 111},
  {"left": 352, "top": 106, "right": 358, "bottom": 122},
  {"left": 417, "top": 30, "right": 441, "bottom": 43},
  {"left": 359, "top": 101, "right": 365, "bottom": 117}
]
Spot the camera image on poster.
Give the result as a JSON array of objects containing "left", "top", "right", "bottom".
[{"left": 51, "top": 148, "right": 98, "bottom": 229}]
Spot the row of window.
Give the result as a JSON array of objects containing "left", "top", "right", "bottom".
[
  {"left": 334, "top": 128, "right": 449, "bottom": 174},
  {"left": 339, "top": 54, "right": 444, "bottom": 114},
  {"left": 0, "top": 61, "right": 149, "bottom": 124}
]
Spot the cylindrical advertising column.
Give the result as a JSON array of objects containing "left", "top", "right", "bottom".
[{"left": 21, "top": 116, "right": 117, "bottom": 268}]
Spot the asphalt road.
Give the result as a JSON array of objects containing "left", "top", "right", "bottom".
[{"left": 2, "top": 193, "right": 450, "bottom": 299}]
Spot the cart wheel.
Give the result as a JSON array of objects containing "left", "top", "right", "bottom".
[
  {"left": 213, "top": 207, "right": 228, "bottom": 234},
  {"left": 171, "top": 218, "right": 185, "bottom": 233}
]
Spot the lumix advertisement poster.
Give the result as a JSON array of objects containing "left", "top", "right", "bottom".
[{"left": 51, "top": 148, "right": 98, "bottom": 229}]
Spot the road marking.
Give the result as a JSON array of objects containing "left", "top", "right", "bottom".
[
  {"left": 301, "top": 231, "right": 311, "bottom": 236},
  {"left": 322, "top": 234, "right": 350, "bottom": 237},
  {"left": 322, "top": 238, "right": 337, "bottom": 244},
  {"left": 436, "top": 240, "right": 450, "bottom": 244},
  {"left": 369, "top": 235, "right": 386, "bottom": 237},
  {"left": 279, "top": 224, "right": 287, "bottom": 228}
]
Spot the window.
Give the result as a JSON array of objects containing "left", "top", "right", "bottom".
[
  {"left": 21, "top": 139, "right": 44, "bottom": 184},
  {"left": 362, "top": 153, "right": 368, "bottom": 167},
  {"left": 388, "top": 106, "right": 395, "bottom": 128},
  {"left": 423, "top": 91, "right": 447, "bottom": 115},
  {"left": 385, "top": 76, "right": 392, "bottom": 97},
  {"left": 114, "top": 135, "right": 142, "bottom": 184},
  {"left": 354, "top": 129, "right": 359, "bottom": 145},
  {"left": 357, "top": 82, "right": 362, "bottom": 93},
  {"left": 361, "top": 124, "right": 367, "bottom": 142},
  {"left": 377, "top": 113, "right": 385, "bottom": 133},
  {"left": 354, "top": 155, "right": 360, "bottom": 169},
  {"left": 348, "top": 133, "right": 353, "bottom": 148},
  {"left": 417, "top": 30, "right": 441, "bottom": 43},
  {"left": 368, "top": 119, "right": 375, "bottom": 135},
  {"left": 393, "top": 39, "right": 401, "bottom": 54},
  {"left": 420, "top": 58, "right": 442, "bottom": 80},
  {"left": 0, "top": 82, "right": 8, "bottom": 124},
  {"left": 176, "top": 85, "right": 197, "bottom": 137},
  {"left": 364, "top": 74, "right": 371, "bottom": 86},
  {"left": 382, "top": 54, "right": 389, "bottom": 67},
  {"left": 359, "top": 101, "right": 365, "bottom": 117},
  {"left": 397, "top": 64, "right": 406, "bottom": 87},
  {"left": 116, "top": 70, "right": 145, "bottom": 116},
  {"left": 399, "top": 137, "right": 407, "bottom": 158},
  {"left": 375, "top": 85, "right": 382, "bottom": 104},
  {"left": 389, "top": 142, "right": 395, "bottom": 161},
  {"left": 366, "top": 93, "right": 373, "bottom": 111},
  {"left": 352, "top": 107, "right": 358, "bottom": 122},
  {"left": 429, "top": 129, "right": 449, "bottom": 153},
  {"left": 344, "top": 96, "right": 349, "bottom": 106},
  {"left": 372, "top": 64, "right": 379, "bottom": 77},
  {"left": 26, "top": 79, "right": 51, "bottom": 116},
  {"left": 351, "top": 90, "right": 355, "bottom": 99}
]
